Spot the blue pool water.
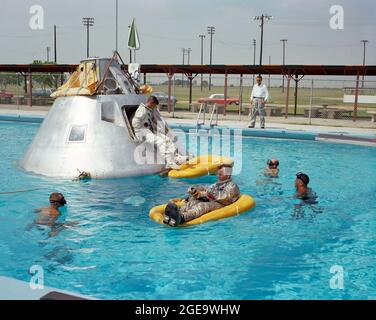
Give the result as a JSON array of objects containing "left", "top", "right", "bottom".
[{"left": 0, "top": 121, "right": 375, "bottom": 300}]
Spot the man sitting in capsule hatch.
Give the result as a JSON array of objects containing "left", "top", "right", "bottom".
[
  {"left": 163, "top": 164, "right": 240, "bottom": 226},
  {"left": 132, "top": 95, "right": 189, "bottom": 170}
]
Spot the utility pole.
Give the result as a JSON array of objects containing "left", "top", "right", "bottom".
[
  {"left": 280, "top": 39, "right": 287, "bottom": 92},
  {"left": 54, "top": 25, "right": 57, "bottom": 63},
  {"left": 199, "top": 34, "right": 205, "bottom": 91},
  {"left": 46, "top": 46, "right": 50, "bottom": 62},
  {"left": 207, "top": 26, "right": 215, "bottom": 91},
  {"left": 361, "top": 40, "right": 368, "bottom": 88},
  {"left": 187, "top": 48, "right": 192, "bottom": 64},
  {"left": 115, "top": 0, "right": 118, "bottom": 52},
  {"left": 82, "top": 17, "right": 94, "bottom": 58},
  {"left": 252, "top": 39, "right": 256, "bottom": 85},
  {"left": 253, "top": 14, "right": 273, "bottom": 66}
]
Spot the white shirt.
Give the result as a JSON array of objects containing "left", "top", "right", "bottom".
[{"left": 251, "top": 83, "right": 269, "bottom": 102}]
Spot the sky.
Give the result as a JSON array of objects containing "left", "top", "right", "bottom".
[{"left": 0, "top": 0, "right": 376, "bottom": 66}]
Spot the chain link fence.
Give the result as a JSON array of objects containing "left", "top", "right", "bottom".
[
  {"left": 1, "top": 71, "right": 375, "bottom": 125},
  {"left": 145, "top": 73, "right": 376, "bottom": 124},
  {"left": 0, "top": 72, "right": 66, "bottom": 107}
]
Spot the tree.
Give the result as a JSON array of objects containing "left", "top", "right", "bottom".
[
  {"left": 31, "top": 60, "right": 60, "bottom": 90},
  {"left": 0, "top": 73, "right": 18, "bottom": 91}
]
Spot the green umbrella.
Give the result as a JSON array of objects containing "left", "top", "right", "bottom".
[{"left": 127, "top": 18, "right": 140, "bottom": 50}]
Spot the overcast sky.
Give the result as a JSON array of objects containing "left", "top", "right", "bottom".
[{"left": 1, "top": 0, "right": 375, "bottom": 65}]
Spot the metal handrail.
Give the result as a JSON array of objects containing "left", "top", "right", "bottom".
[
  {"left": 196, "top": 103, "right": 206, "bottom": 128},
  {"left": 209, "top": 103, "right": 219, "bottom": 127}
]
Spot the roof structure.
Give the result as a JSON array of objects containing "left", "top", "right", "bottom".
[{"left": 1, "top": 64, "right": 375, "bottom": 76}]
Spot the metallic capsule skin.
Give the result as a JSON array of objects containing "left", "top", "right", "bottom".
[{"left": 19, "top": 94, "right": 183, "bottom": 179}]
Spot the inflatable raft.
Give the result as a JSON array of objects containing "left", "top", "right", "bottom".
[
  {"left": 149, "top": 194, "right": 256, "bottom": 227},
  {"left": 168, "top": 154, "right": 234, "bottom": 179}
]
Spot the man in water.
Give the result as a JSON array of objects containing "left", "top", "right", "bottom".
[
  {"left": 163, "top": 164, "right": 240, "bottom": 226},
  {"left": 33, "top": 193, "right": 77, "bottom": 237},
  {"left": 248, "top": 75, "right": 269, "bottom": 129},
  {"left": 264, "top": 159, "right": 279, "bottom": 177},
  {"left": 132, "top": 95, "right": 188, "bottom": 170},
  {"left": 293, "top": 172, "right": 320, "bottom": 218},
  {"left": 34, "top": 192, "right": 67, "bottom": 226},
  {"left": 295, "top": 172, "right": 317, "bottom": 203}
]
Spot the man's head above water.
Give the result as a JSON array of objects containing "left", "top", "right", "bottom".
[{"left": 49, "top": 192, "right": 66, "bottom": 208}]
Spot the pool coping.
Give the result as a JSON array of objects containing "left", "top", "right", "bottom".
[
  {"left": 1, "top": 112, "right": 376, "bottom": 147},
  {"left": 0, "top": 276, "right": 95, "bottom": 300}
]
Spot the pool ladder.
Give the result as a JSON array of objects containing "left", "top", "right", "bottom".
[{"left": 196, "top": 103, "right": 219, "bottom": 131}]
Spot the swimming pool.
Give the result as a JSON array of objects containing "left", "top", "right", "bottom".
[{"left": 0, "top": 121, "right": 375, "bottom": 300}]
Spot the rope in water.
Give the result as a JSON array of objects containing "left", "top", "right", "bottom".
[{"left": 0, "top": 188, "right": 43, "bottom": 195}]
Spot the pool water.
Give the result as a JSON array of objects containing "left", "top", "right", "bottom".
[{"left": 0, "top": 121, "right": 375, "bottom": 300}]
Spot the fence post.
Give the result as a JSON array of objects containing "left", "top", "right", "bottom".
[
  {"left": 294, "top": 74, "right": 299, "bottom": 116},
  {"left": 172, "top": 75, "right": 175, "bottom": 118},
  {"left": 353, "top": 72, "right": 360, "bottom": 122},
  {"left": 188, "top": 74, "right": 193, "bottom": 111},
  {"left": 239, "top": 74, "right": 243, "bottom": 120},
  {"left": 223, "top": 70, "right": 228, "bottom": 116},
  {"left": 309, "top": 79, "right": 314, "bottom": 125},
  {"left": 167, "top": 72, "right": 173, "bottom": 114},
  {"left": 28, "top": 72, "right": 32, "bottom": 107},
  {"left": 284, "top": 73, "right": 291, "bottom": 118}
]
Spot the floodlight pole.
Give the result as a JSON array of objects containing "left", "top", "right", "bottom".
[{"left": 82, "top": 17, "right": 94, "bottom": 58}]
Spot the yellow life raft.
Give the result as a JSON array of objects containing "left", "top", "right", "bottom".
[
  {"left": 149, "top": 194, "right": 256, "bottom": 227},
  {"left": 168, "top": 154, "right": 234, "bottom": 179}
]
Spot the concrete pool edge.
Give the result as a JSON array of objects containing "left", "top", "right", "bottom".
[
  {"left": 0, "top": 276, "right": 95, "bottom": 300},
  {"left": 1, "top": 112, "right": 375, "bottom": 147}
]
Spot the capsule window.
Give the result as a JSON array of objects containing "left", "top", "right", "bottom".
[
  {"left": 101, "top": 101, "right": 126, "bottom": 127},
  {"left": 101, "top": 102, "right": 116, "bottom": 123},
  {"left": 68, "top": 125, "right": 87, "bottom": 142}
]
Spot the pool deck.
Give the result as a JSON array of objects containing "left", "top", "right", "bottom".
[
  {"left": 0, "top": 105, "right": 375, "bottom": 146},
  {"left": 0, "top": 276, "right": 93, "bottom": 300}
]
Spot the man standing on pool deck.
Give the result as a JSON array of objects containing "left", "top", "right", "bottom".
[{"left": 248, "top": 75, "right": 269, "bottom": 129}]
